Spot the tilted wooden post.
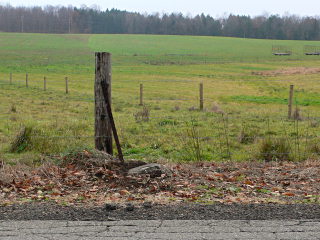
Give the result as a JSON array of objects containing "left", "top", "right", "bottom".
[
  {"left": 101, "top": 81, "right": 124, "bottom": 162},
  {"left": 26, "top": 73, "right": 28, "bottom": 88},
  {"left": 95, "top": 52, "right": 113, "bottom": 154},
  {"left": 44, "top": 76, "right": 47, "bottom": 91},
  {"left": 139, "top": 83, "right": 143, "bottom": 106},
  {"left": 288, "top": 85, "right": 294, "bottom": 119},
  {"left": 200, "top": 82, "right": 204, "bottom": 111},
  {"left": 9, "top": 73, "right": 12, "bottom": 84},
  {"left": 65, "top": 77, "right": 69, "bottom": 94}
]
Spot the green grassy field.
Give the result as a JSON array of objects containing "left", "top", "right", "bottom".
[{"left": 1, "top": 32, "right": 320, "bottom": 164}]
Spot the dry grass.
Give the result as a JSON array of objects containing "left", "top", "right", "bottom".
[
  {"left": 252, "top": 67, "right": 320, "bottom": 76},
  {"left": 258, "top": 138, "right": 292, "bottom": 162},
  {"left": 134, "top": 106, "right": 150, "bottom": 122}
]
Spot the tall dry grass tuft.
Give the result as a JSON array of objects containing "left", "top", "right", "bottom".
[
  {"left": 10, "top": 104, "right": 17, "bottom": 113},
  {"left": 293, "top": 107, "right": 303, "bottom": 121},
  {"left": 211, "top": 103, "right": 225, "bottom": 114},
  {"left": 258, "top": 138, "right": 291, "bottom": 162},
  {"left": 134, "top": 106, "right": 150, "bottom": 122},
  {"left": 180, "top": 118, "right": 204, "bottom": 162},
  {"left": 10, "top": 126, "right": 33, "bottom": 153}
]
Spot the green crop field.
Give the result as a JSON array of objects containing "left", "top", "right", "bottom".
[{"left": 1, "top": 32, "right": 320, "bottom": 165}]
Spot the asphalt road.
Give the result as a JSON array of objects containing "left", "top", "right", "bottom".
[{"left": 1, "top": 220, "right": 320, "bottom": 240}]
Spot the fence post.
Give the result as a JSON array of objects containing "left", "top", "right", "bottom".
[
  {"left": 288, "top": 85, "right": 294, "bottom": 119},
  {"left": 26, "top": 73, "right": 28, "bottom": 88},
  {"left": 44, "top": 76, "right": 46, "bottom": 91},
  {"left": 200, "top": 82, "right": 204, "bottom": 111},
  {"left": 139, "top": 83, "right": 143, "bottom": 106},
  {"left": 10, "top": 73, "right": 12, "bottom": 84},
  {"left": 101, "top": 81, "right": 124, "bottom": 162},
  {"left": 65, "top": 77, "right": 69, "bottom": 94},
  {"left": 95, "top": 52, "right": 113, "bottom": 154}
]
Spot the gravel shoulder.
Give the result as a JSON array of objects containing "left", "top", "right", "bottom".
[{"left": 1, "top": 203, "right": 320, "bottom": 221}]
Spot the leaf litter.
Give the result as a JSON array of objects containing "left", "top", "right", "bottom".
[{"left": 1, "top": 150, "right": 320, "bottom": 206}]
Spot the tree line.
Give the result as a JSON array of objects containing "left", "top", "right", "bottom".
[{"left": 0, "top": 4, "right": 319, "bottom": 40}]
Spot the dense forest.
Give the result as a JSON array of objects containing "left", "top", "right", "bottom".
[{"left": 0, "top": 4, "right": 319, "bottom": 40}]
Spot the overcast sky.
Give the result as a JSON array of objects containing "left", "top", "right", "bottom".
[{"left": 1, "top": 0, "right": 319, "bottom": 17}]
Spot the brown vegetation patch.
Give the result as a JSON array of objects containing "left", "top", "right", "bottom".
[
  {"left": 1, "top": 150, "right": 320, "bottom": 206},
  {"left": 252, "top": 67, "right": 320, "bottom": 76}
]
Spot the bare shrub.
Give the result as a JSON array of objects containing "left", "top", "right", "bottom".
[
  {"left": 308, "top": 143, "right": 320, "bottom": 155},
  {"left": 293, "top": 108, "right": 303, "bottom": 121},
  {"left": 172, "top": 105, "right": 180, "bottom": 111},
  {"left": 210, "top": 103, "right": 224, "bottom": 114},
  {"left": 310, "top": 120, "right": 319, "bottom": 128},
  {"left": 181, "top": 119, "right": 204, "bottom": 161},
  {"left": 188, "top": 106, "right": 197, "bottom": 111},
  {"left": 134, "top": 106, "right": 150, "bottom": 122},
  {"left": 10, "top": 104, "right": 17, "bottom": 113},
  {"left": 238, "top": 130, "right": 255, "bottom": 144}
]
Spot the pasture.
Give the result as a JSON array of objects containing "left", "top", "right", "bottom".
[{"left": 1, "top": 32, "right": 320, "bottom": 164}]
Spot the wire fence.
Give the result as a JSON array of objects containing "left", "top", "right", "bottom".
[{"left": 1, "top": 71, "right": 320, "bottom": 162}]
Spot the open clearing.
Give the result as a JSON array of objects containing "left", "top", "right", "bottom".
[
  {"left": 1, "top": 33, "right": 320, "bottom": 164},
  {"left": 1, "top": 33, "right": 320, "bottom": 205}
]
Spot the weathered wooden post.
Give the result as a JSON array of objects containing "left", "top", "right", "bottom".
[
  {"left": 95, "top": 52, "right": 113, "bottom": 154},
  {"left": 44, "top": 76, "right": 47, "bottom": 91},
  {"left": 9, "top": 73, "right": 12, "bottom": 84},
  {"left": 26, "top": 73, "right": 28, "bottom": 88},
  {"left": 200, "top": 82, "right": 204, "bottom": 111},
  {"left": 139, "top": 83, "right": 143, "bottom": 106},
  {"left": 288, "top": 85, "right": 294, "bottom": 119},
  {"left": 65, "top": 77, "right": 69, "bottom": 94},
  {"left": 101, "top": 81, "right": 124, "bottom": 162}
]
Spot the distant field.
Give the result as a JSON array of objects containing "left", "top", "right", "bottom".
[
  {"left": 1, "top": 33, "right": 320, "bottom": 164},
  {"left": 1, "top": 33, "right": 320, "bottom": 73}
]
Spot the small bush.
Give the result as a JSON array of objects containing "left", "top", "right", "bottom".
[
  {"left": 134, "top": 106, "right": 150, "bottom": 122},
  {"left": 9, "top": 122, "right": 89, "bottom": 154},
  {"left": 210, "top": 103, "right": 224, "bottom": 114},
  {"left": 10, "top": 125, "right": 57, "bottom": 154},
  {"left": 10, "top": 126, "right": 33, "bottom": 153},
  {"left": 292, "top": 108, "right": 303, "bottom": 121},
  {"left": 258, "top": 138, "right": 291, "bottom": 162},
  {"left": 188, "top": 106, "right": 197, "bottom": 111},
  {"left": 172, "top": 105, "right": 180, "bottom": 111},
  {"left": 180, "top": 119, "right": 204, "bottom": 162},
  {"left": 238, "top": 130, "right": 255, "bottom": 144},
  {"left": 310, "top": 120, "right": 319, "bottom": 128},
  {"left": 308, "top": 143, "right": 320, "bottom": 155},
  {"left": 10, "top": 104, "right": 17, "bottom": 113}
]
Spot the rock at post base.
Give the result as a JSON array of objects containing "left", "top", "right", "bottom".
[{"left": 127, "top": 163, "right": 172, "bottom": 178}]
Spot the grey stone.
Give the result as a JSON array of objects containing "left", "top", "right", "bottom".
[{"left": 127, "top": 163, "right": 172, "bottom": 178}]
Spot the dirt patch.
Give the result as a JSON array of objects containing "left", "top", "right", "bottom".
[{"left": 252, "top": 67, "right": 320, "bottom": 76}]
